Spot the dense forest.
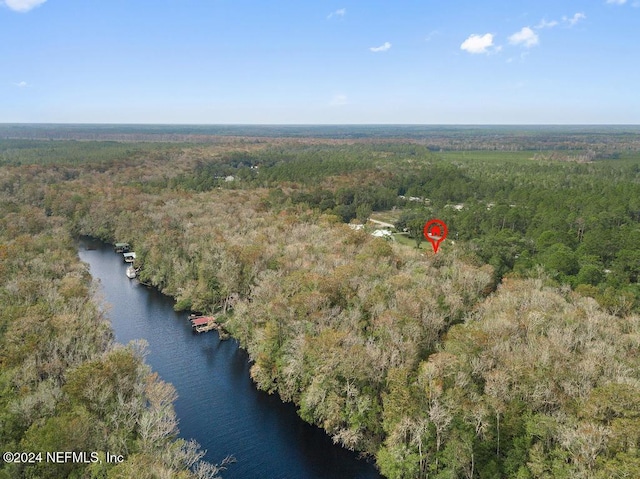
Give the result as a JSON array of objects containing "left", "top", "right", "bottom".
[{"left": 1, "top": 126, "right": 639, "bottom": 478}]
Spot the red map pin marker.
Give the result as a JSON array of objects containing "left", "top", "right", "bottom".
[{"left": 423, "top": 219, "right": 448, "bottom": 253}]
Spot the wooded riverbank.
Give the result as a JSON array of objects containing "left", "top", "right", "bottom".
[
  {"left": 78, "top": 238, "right": 381, "bottom": 479},
  {"left": 0, "top": 209, "right": 229, "bottom": 478}
]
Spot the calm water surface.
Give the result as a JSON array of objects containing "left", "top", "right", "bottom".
[{"left": 78, "top": 239, "right": 382, "bottom": 479}]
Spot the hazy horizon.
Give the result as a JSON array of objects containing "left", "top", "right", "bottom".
[{"left": 2, "top": 124, "right": 637, "bottom": 127}]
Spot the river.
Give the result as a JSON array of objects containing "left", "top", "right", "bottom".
[{"left": 78, "top": 238, "right": 382, "bottom": 479}]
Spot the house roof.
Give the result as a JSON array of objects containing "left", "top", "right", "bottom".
[
  {"left": 372, "top": 229, "right": 392, "bottom": 237},
  {"left": 191, "top": 316, "right": 215, "bottom": 326}
]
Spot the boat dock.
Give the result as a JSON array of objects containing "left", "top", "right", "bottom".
[
  {"left": 190, "top": 316, "right": 220, "bottom": 334},
  {"left": 123, "top": 252, "right": 137, "bottom": 263},
  {"left": 114, "top": 242, "right": 130, "bottom": 253},
  {"left": 112, "top": 243, "right": 227, "bottom": 337}
]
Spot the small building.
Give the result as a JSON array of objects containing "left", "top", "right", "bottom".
[
  {"left": 444, "top": 203, "right": 465, "bottom": 211},
  {"left": 372, "top": 229, "right": 392, "bottom": 238}
]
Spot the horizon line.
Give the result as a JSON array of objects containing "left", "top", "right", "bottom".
[{"left": 2, "top": 122, "right": 640, "bottom": 127}]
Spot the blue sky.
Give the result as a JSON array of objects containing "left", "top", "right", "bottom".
[{"left": 1, "top": 0, "right": 639, "bottom": 124}]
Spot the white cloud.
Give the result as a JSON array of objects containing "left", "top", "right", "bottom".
[
  {"left": 425, "top": 30, "right": 440, "bottom": 42},
  {"left": 15, "top": 81, "right": 28, "bottom": 88},
  {"left": 606, "top": 0, "right": 627, "bottom": 4},
  {"left": 506, "top": 50, "right": 531, "bottom": 63},
  {"left": 369, "top": 42, "right": 391, "bottom": 53},
  {"left": 330, "top": 94, "right": 348, "bottom": 106},
  {"left": 534, "top": 12, "right": 584, "bottom": 30},
  {"left": 460, "top": 33, "right": 495, "bottom": 54},
  {"left": 564, "top": 12, "right": 586, "bottom": 26},
  {"left": 536, "top": 19, "right": 559, "bottom": 29},
  {"left": 509, "top": 27, "right": 539, "bottom": 47},
  {"left": 1, "top": 0, "right": 46, "bottom": 12},
  {"left": 327, "top": 8, "right": 346, "bottom": 19}
]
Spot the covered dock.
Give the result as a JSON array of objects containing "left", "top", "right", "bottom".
[
  {"left": 123, "top": 252, "right": 137, "bottom": 263},
  {"left": 115, "top": 242, "right": 130, "bottom": 253},
  {"left": 190, "top": 316, "right": 218, "bottom": 333}
]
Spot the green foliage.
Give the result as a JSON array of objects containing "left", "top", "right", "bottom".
[
  {"left": 541, "top": 243, "right": 579, "bottom": 276},
  {"left": 376, "top": 445, "right": 421, "bottom": 479},
  {"left": 19, "top": 408, "right": 96, "bottom": 478}
]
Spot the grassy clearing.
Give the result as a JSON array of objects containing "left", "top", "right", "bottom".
[
  {"left": 369, "top": 210, "right": 401, "bottom": 226},
  {"left": 438, "top": 150, "right": 536, "bottom": 163}
]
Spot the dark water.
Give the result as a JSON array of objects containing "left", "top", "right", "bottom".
[{"left": 78, "top": 239, "right": 382, "bottom": 479}]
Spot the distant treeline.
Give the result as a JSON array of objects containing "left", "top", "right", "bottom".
[
  {"left": 2, "top": 124, "right": 640, "bottom": 151},
  {"left": 0, "top": 139, "right": 183, "bottom": 166}
]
